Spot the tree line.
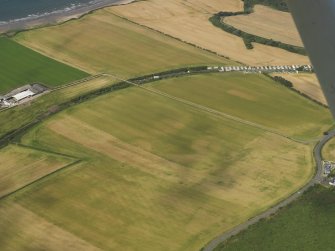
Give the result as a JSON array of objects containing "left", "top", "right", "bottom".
[
  {"left": 243, "top": 0, "right": 289, "bottom": 12},
  {"left": 209, "top": 11, "right": 306, "bottom": 55}
]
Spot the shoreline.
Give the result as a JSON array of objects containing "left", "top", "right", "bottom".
[{"left": 0, "top": 0, "right": 134, "bottom": 35}]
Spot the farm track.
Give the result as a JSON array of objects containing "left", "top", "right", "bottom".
[{"left": 107, "top": 73, "right": 319, "bottom": 145}]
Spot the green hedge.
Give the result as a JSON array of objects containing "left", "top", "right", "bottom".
[
  {"left": 243, "top": 0, "right": 289, "bottom": 12},
  {"left": 209, "top": 14, "right": 306, "bottom": 55}
]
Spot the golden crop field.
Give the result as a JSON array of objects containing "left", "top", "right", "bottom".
[
  {"left": 14, "top": 10, "right": 230, "bottom": 78},
  {"left": 225, "top": 5, "right": 303, "bottom": 47},
  {"left": 111, "top": 0, "right": 310, "bottom": 65}
]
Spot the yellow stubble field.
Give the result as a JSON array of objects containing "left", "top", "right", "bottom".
[
  {"left": 225, "top": 5, "right": 303, "bottom": 47},
  {"left": 272, "top": 73, "right": 326, "bottom": 106},
  {"left": 111, "top": 0, "right": 310, "bottom": 65}
]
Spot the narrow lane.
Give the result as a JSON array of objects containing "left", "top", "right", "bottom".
[{"left": 202, "top": 129, "right": 335, "bottom": 251}]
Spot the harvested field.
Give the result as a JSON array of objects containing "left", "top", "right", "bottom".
[
  {"left": 8, "top": 82, "right": 315, "bottom": 251},
  {"left": 225, "top": 5, "right": 303, "bottom": 47},
  {"left": 14, "top": 10, "right": 229, "bottom": 78},
  {"left": 111, "top": 0, "right": 310, "bottom": 65},
  {"left": 0, "top": 144, "right": 75, "bottom": 198},
  {"left": 271, "top": 73, "right": 326, "bottom": 106}
]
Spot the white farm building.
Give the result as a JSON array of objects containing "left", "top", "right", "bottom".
[
  {"left": 12, "top": 89, "right": 35, "bottom": 102},
  {"left": 0, "top": 83, "right": 48, "bottom": 109}
]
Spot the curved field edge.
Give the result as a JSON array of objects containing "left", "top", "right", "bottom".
[
  {"left": 213, "top": 185, "right": 335, "bottom": 251},
  {"left": 0, "top": 75, "right": 117, "bottom": 140},
  {"left": 224, "top": 5, "right": 303, "bottom": 47},
  {"left": 1, "top": 5, "right": 233, "bottom": 140},
  {"left": 110, "top": 0, "right": 309, "bottom": 66},
  {"left": 209, "top": 12, "right": 305, "bottom": 55},
  {"left": 0, "top": 70, "right": 332, "bottom": 148},
  {"left": 0, "top": 74, "right": 316, "bottom": 250}
]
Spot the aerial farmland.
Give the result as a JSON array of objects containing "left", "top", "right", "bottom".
[{"left": 0, "top": 0, "right": 334, "bottom": 251}]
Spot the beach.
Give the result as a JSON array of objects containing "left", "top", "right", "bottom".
[{"left": 0, "top": 0, "right": 134, "bottom": 34}]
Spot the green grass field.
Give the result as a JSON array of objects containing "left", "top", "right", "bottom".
[
  {"left": 0, "top": 37, "right": 89, "bottom": 94},
  {"left": 14, "top": 10, "right": 232, "bottom": 78},
  {"left": 214, "top": 185, "right": 335, "bottom": 251},
  {"left": 150, "top": 73, "right": 333, "bottom": 139},
  {"left": 0, "top": 83, "right": 313, "bottom": 251}
]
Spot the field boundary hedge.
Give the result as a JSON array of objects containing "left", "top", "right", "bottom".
[{"left": 209, "top": 0, "right": 305, "bottom": 55}]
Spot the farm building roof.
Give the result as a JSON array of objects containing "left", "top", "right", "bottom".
[{"left": 12, "top": 90, "right": 35, "bottom": 101}]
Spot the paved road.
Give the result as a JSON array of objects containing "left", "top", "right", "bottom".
[{"left": 202, "top": 129, "right": 335, "bottom": 251}]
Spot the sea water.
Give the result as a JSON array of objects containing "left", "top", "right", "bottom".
[{"left": 0, "top": 0, "right": 107, "bottom": 23}]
